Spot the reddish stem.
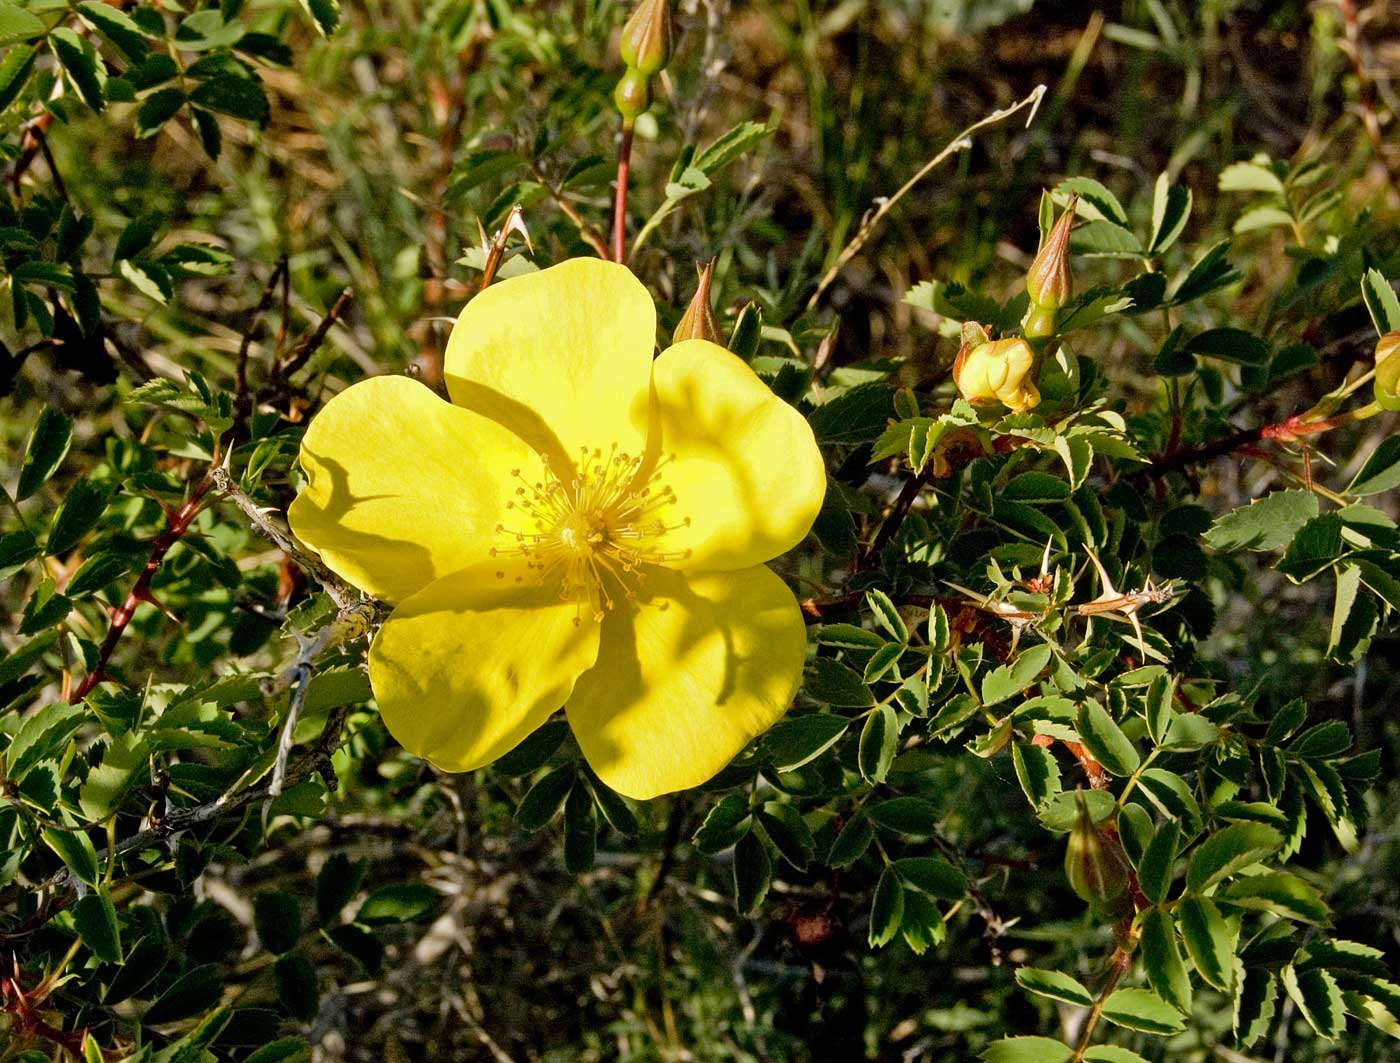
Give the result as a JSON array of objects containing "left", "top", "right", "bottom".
[
  {"left": 613, "top": 122, "right": 634, "bottom": 264},
  {"left": 68, "top": 472, "right": 214, "bottom": 704},
  {"left": 1145, "top": 407, "right": 1356, "bottom": 480}
]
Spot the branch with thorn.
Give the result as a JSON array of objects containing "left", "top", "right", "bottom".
[
  {"left": 210, "top": 465, "right": 363, "bottom": 611},
  {"left": 68, "top": 464, "right": 217, "bottom": 704},
  {"left": 35, "top": 705, "right": 355, "bottom": 905},
  {"left": 210, "top": 466, "right": 384, "bottom": 796},
  {"left": 476, "top": 206, "right": 532, "bottom": 292},
  {"left": 231, "top": 265, "right": 355, "bottom": 431},
  {"left": 1073, "top": 547, "right": 1175, "bottom": 658}
]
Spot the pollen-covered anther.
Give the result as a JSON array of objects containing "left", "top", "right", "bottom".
[{"left": 495, "top": 446, "right": 690, "bottom": 619}]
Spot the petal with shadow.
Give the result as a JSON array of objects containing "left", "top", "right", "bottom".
[
  {"left": 288, "top": 375, "right": 533, "bottom": 604},
  {"left": 370, "top": 562, "right": 601, "bottom": 772},
  {"left": 566, "top": 564, "right": 806, "bottom": 800},
  {"left": 646, "top": 340, "right": 826, "bottom": 572},
  {"left": 443, "top": 258, "right": 655, "bottom": 468}
]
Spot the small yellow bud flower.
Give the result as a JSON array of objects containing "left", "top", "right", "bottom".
[
  {"left": 1027, "top": 194, "right": 1077, "bottom": 311},
  {"left": 673, "top": 260, "right": 721, "bottom": 345},
  {"left": 954, "top": 336, "right": 1041, "bottom": 413},
  {"left": 619, "top": 0, "right": 673, "bottom": 77},
  {"left": 1375, "top": 329, "right": 1400, "bottom": 412}
]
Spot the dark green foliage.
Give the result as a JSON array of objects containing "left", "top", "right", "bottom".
[{"left": 2, "top": 2, "right": 1399, "bottom": 1062}]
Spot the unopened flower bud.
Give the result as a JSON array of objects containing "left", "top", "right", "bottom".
[
  {"left": 955, "top": 336, "right": 1040, "bottom": 413},
  {"left": 614, "top": 68, "right": 651, "bottom": 121},
  {"left": 961, "top": 321, "right": 992, "bottom": 350},
  {"left": 1375, "top": 329, "right": 1400, "bottom": 412},
  {"left": 1064, "top": 791, "right": 1131, "bottom": 916},
  {"left": 619, "top": 0, "right": 672, "bottom": 77},
  {"left": 673, "top": 260, "right": 721, "bottom": 344},
  {"left": 1027, "top": 194, "right": 1076, "bottom": 311}
]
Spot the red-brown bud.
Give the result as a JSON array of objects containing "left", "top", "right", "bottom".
[
  {"left": 619, "top": 0, "right": 672, "bottom": 77},
  {"left": 673, "top": 259, "right": 721, "bottom": 345},
  {"left": 1027, "top": 194, "right": 1077, "bottom": 311}
]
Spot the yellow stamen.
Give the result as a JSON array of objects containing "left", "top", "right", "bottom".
[{"left": 492, "top": 446, "right": 691, "bottom": 622}]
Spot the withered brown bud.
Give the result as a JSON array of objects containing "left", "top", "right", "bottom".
[
  {"left": 619, "top": 0, "right": 672, "bottom": 77},
  {"left": 1027, "top": 194, "right": 1077, "bottom": 311},
  {"left": 673, "top": 260, "right": 721, "bottom": 345}
]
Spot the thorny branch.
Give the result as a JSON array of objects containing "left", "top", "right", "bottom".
[
  {"left": 32, "top": 706, "right": 355, "bottom": 905},
  {"left": 67, "top": 466, "right": 216, "bottom": 704},
  {"left": 476, "top": 206, "right": 532, "bottom": 292},
  {"left": 1142, "top": 406, "right": 1367, "bottom": 480},
  {"left": 266, "top": 601, "right": 378, "bottom": 797},
  {"left": 210, "top": 467, "right": 383, "bottom": 796},
  {"left": 211, "top": 466, "right": 361, "bottom": 610}
]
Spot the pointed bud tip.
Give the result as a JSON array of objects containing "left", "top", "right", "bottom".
[
  {"left": 620, "top": 0, "right": 673, "bottom": 77},
  {"left": 1027, "top": 193, "right": 1077, "bottom": 311},
  {"left": 673, "top": 259, "right": 721, "bottom": 345}
]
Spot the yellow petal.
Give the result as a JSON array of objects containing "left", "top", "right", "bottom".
[
  {"left": 288, "top": 375, "right": 532, "bottom": 603},
  {"left": 646, "top": 339, "right": 825, "bottom": 572},
  {"left": 443, "top": 259, "right": 656, "bottom": 468},
  {"left": 369, "top": 562, "right": 601, "bottom": 772},
  {"left": 566, "top": 564, "right": 806, "bottom": 799}
]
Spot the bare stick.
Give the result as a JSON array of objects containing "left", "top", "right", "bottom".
[
  {"left": 804, "top": 85, "right": 1047, "bottom": 314},
  {"left": 273, "top": 286, "right": 354, "bottom": 380},
  {"left": 234, "top": 257, "right": 290, "bottom": 414},
  {"left": 530, "top": 163, "right": 611, "bottom": 260}
]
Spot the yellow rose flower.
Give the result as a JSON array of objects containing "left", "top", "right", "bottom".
[
  {"left": 954, "top": 336, "right": 1041, "bottom": 413},
  {"left": 287, "top": 259, "right": 826, "bottom": 799}
]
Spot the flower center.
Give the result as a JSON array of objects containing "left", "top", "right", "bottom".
[{"left": 492, "top": 446, "right": 690, "bottom": 622}]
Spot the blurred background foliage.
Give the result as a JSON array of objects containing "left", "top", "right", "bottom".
[{"left": 2, "top": 0, "right": 1400, "bottom": 1061}]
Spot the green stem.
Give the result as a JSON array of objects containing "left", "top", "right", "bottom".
[{"left": 1114, "top": 748, "right": 1161, "bottom": 811}]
